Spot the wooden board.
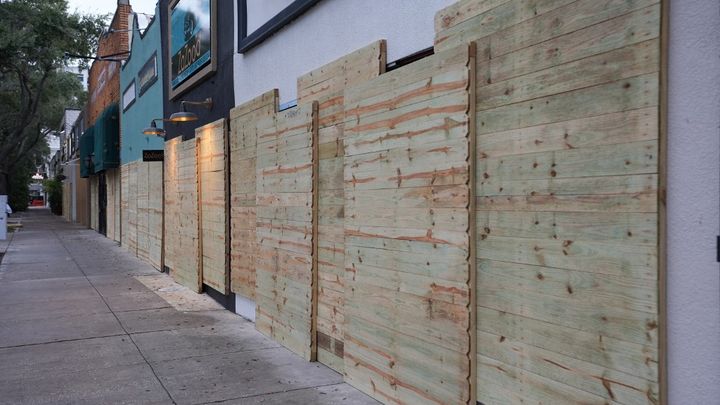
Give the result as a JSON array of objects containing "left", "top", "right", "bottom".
[
  {"left": 106, "top": 168, "right": 121, "bottom": 242},
  {"left": 433, "top": 0, "right": 664, "bottom": 403},
  {"left": 297, "top": 40, "right": 386, "bottom": 373},
  {"left": 146, "top": 161, "right": 163, "bottom": 270},
  {"left": 342, "top": 43, "right": 475, "bottom": 405},
  {"left": 255, "top": 102, "right": 318, "bottom": 361},
  {"left": 229, "top": 90, "right": 279, "bottom": 300},
  {"left": 164, "top": 137, "right": 201, "bottom": 292},
  {"left": 197, "top": 119, "right": 229, "bottom": 294},
  {"left": 121, "top": 161, "right": 163, "bottom": 270},
  {"left": 89, "top": 176, "right": 98, "bottom": 231},
  {"left": 120, "top": 163, "right": 137, "bottom": 254},
  {"left": 136, "top": 162, "right": 150, "bottom": 262}
]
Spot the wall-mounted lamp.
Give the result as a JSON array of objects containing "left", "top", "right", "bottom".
[
  {"left": 169, "top": 98, "right": 213, "bottom": 123},
  {"left": 142, "top": 119, "right": 167, "bottom": 136}
]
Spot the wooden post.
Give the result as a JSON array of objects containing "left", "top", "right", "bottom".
[
  {"left": 310, "top": 100, "right": 320, "bottom": 362},
  {"left": 196, "top": 136, "right": 203, "bottom": 292},
  {"left": 467, "top": 41, "right": 478, "bottom": 405}
]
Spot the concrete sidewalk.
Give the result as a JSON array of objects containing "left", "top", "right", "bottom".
[{"left": 0, "top": 209, "right": 376, "bottom": 405}]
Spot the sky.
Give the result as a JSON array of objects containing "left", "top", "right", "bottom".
[{"left": 67, "top": 0, "right": 159, "bottom": 17}]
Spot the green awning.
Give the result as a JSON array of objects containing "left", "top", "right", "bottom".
[
  {"left": 79, "top": 126, "right": 95, "bottom": 178},
  {"left": 93, "top": 103, "right": 120, "bottom": 172}
]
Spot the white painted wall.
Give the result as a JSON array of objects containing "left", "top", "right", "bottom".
[
  {"left": 234, "top": 0, "right": 455, "bottom": 105},
  {"left": 667, "top": 0, "right": 720, "bottom": 402}
]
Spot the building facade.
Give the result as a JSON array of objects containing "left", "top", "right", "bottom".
[
  {"left": 119, "top": 7, "right": 166, "bottom": 269},
  {"left": 63, "top": 1, "right": 719, "bottom": 404},
  {"left": 82, "top": 0, "right": 132, "bottom": 239}
]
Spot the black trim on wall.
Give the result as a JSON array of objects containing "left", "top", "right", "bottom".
[
  {"left": 237, "top": 0, "right": 322, "bottom": 54},
  {"left": 386, "top": 47, "right": 435, "bottom": 72}
]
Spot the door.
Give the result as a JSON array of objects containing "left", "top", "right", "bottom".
[{"left": 98, "top": 172, "right": 107, "bottom": 236}]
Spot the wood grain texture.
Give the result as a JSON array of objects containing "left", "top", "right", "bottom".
[
  {"left": 121, "top": 161, "right": 163, "bottom": 270},
  {"left": 433, "top": 0, "right": 663, "bottom": 403},
  {"left": 121, "top": 163, "right": 138, "bottom": 254},
  {"left": 255, "top": 103, "right": 318, "bottom": 361},
  {"left": 343, "top": 44, "right": 474, "bottom": 405},
  {"left": 197, "top": 119, "right": 229, "bottom": 294},
  {"left": 229, "top": 90, "right": 279, "bottom": 299},
  {"left": 164, "top": 137, "right": 201, "bottom": 293},
  {"left": 297, "top": 40, "right": 386, "bottom": 372}
]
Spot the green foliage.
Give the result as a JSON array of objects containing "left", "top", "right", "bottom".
[
  {"left": 0, "top": 0, "right": 107, "bottom": 194},
  {"left": 8, "top": 158, "right": 32, "bottom": 212},
  {"left": 43, "top": 177, "right": 63, "bottom": 216},
  {"left": 7, "top": 139, "right": 49, "bottom": 212}
]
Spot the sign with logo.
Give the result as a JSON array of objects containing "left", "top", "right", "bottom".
[
  {"left": 167, "top": 0, "right": 217, "bottom": 99},
  {"left": 142, "top": 150, "right": 164, "bottom": 162}
]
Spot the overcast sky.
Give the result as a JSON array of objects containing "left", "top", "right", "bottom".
[{"left": 67, "top": 0, "right": 159, "bottom": 17}]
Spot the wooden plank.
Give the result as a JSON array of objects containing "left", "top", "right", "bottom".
[
  {"left": 343, "top": 43, "right": 474, "bottom": 405},
  {"left": 434, "top": 0, "right": 510, "bottom": 32},
  {"left": 197, "top": 118, "right": 228, "bottom": 294},
  {"left": 164, "top": 137, "right": 201, "bottom": 293},
  {"left": 147, "top": 161, "right": 163, "bottom": 270},
  {"left": 296, "top": 41, "right": 387, "bottom": 372},
  {"left": 454, "top": 1, "right": 665, "bottom": 403},
  {"left": 298, "top": 40, "right": 386, "bottom": 105},
  {"left": 658, "top": 1, "right": 669, "bottom": 403},
  {"left": 229, "top": 91, "right": 278, "bottom": 299},
  {"left": 477, "top": 72, "right": 660, "bottom": 134},
  {"left": 255, "top": 103, "right": 317, "bottom": 361}
]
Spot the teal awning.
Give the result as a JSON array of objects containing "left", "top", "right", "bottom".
[
  {"left": 93, "top": 103, "right": 120, "bottom": 172},
  {"left": 79, "top": 126, "right": 95, "bottom": 178}
]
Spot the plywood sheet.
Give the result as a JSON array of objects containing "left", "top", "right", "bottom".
[
  {"left": 197, "top": 118, "right": 229, "bottom": 294},
  {"left": 297, "top": 40, "right": 386, "bottom": 372},
  {"left": 146, "top": 161, "right": 163, "bottom": 270},
  {"left": 255, "top": 102, "right": 318, "bottom": 361},
  {"left": 342, "top": 44, "right": 475, "bottom": 405},
  {"left": 122, "top": 161, "right": 163, "bottom": 270},
  {"left": 433, "top": 0, "right": 664, "bottom": 403},
  {"left": 164, "top": 137, "right": 201, "bottom": 292},
  {"left": 229, "top": 90, "right": 279, "bottom": 300},
  {"left": 90, "top": 176, "right": 98, "bottom": 231},
  {"left": 136, "top": 162, "right": 150, "bottom": 262},
  {"left": 120, "top": 163, "right": 136, "bottom": 253},
  {"left": 105, "top": 168, "right": 120, "bottom": 242}
]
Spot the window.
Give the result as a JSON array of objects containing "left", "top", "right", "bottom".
[
  {"left": 237, "top": 0, "right": 321, "bottom": 53},
  {"left": 122, "top": 81, "right": 136, "bottom": 112},
  {"left": 138, "top": 52, "right": 158, "bottom": 96}
]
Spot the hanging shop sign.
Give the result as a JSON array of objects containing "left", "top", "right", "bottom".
[
  {"left": 142, "top": 150, "right": 164, "bottom": 162},
  {"left": 167, "top": 0, "right": 217, "bottom": 99}
]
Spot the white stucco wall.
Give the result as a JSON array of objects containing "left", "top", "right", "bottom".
[
  {"left": 667, "top": 0, "right": 720, "bottom": 402},
  {"left": 234, "top": 0, "right": 455, "bottom": 105}
]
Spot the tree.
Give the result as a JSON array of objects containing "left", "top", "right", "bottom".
[{"left": 0, "top": 0, "right": 106, "bottom": 195}]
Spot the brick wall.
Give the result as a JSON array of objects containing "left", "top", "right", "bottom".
[{"left": 86, "top": 2, "right": 132, "bottom": 127}]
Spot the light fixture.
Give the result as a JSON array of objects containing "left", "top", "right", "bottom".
[
  {"left": 142, "top": 119, "right": 166, "bottom": 136},
  {"left": 169, "top": 97, "right": 213, "bottom": 123},
  {"left": 32, "top": 172, "right": 43, "bottom": 181}
]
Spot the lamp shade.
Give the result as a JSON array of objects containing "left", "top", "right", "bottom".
[
  {"left": 142, "top": 120, "right": 166, "bottom": 136},
  {"left": 168, "top": 111, "right": 199, "bottom": 122}
]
